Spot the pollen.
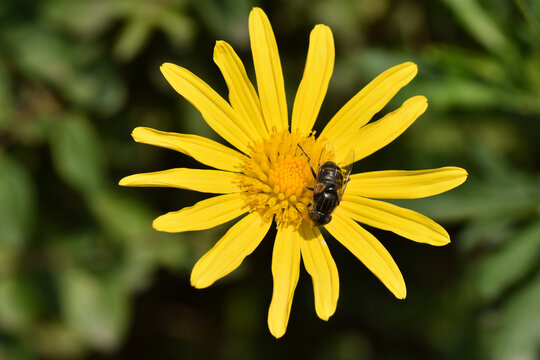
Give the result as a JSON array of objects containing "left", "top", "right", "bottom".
[{"left": 238, "top": 131, "right": 324, "bottom": 228}]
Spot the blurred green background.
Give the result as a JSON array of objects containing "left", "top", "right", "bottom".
[{"left": 1, "top": 0, "right": 540, "bottom": 359}]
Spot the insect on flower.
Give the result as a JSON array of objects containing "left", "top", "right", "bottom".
[
  {"left": 299, "top": 142, "right": 354, "bottom": 226},
  {"left": 119, "top": 7, "right": 469, "bottom": 338}
]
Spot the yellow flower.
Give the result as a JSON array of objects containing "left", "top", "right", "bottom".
[{"left": 119, "top": 7, "right": 467, "bottom": 338}]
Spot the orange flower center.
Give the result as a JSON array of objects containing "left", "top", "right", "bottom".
[
  {"left": 238, "top": 131, "right": 324, "bottom": 228},
  {"left": 268, "top": 156, "right": 310, "bottom": 200}
]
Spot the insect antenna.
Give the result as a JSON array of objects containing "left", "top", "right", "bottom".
[{"left": 297, "top": 144, "right": 317, "bottom": 179}]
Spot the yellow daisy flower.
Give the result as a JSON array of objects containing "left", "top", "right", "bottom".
[{"left": 119, "top": 7, "right": 467, "bottom": 338}]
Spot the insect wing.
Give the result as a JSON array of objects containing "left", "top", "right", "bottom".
[
  {"left": 338, "top": 149, "right": 355, "bottom": 200},
  {"left": 317, "top": 141, "right": 337, "bottom": 170}
]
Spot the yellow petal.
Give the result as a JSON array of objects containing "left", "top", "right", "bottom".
[
  {"left": 160, "top": 63, "right": 253, "bottom": 153},
  {"left": 249, "top": 7, "right": 288, "bottom": 132},
  {"left": 291, "top": 25, "right": 334, "bottom": 137},
  {"left": 299, "top": 224, "right": 339, "bottom": 321},
  {"left": 320, "top": 62, "right": 418, "bottom": 145},
  {"left": 337, "top": 95, "right": 428, "bottom": 163},
  {"left": 347, "top": 167, "right": 468, "bottom": 199},
  {"left": 339, "top": 195, "right": 450, "bottom": 246},
  {"left": 213, "top": 41, "right": 268, "bottom": 139},
  {"left": 191, "top": 212, "right": 271, "bottom": 288},
  {"left": 326, "top": 210, "right": 406, "bottom": 299},
  {"left": 268, "top": 226, "right": 301, "bottom": 338},
  {"left": 119, "top": 168, "right": 239, "bottom": 194},
  {"left": 131, "top": 127, "right": 247, "bottom": 172},
  {"left": 153, "top": 193, "right": 246, "bottom": 233}
]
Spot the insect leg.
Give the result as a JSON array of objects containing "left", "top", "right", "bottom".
[{"left": 297, "top": 144, "right": 317, "bottom": 179}]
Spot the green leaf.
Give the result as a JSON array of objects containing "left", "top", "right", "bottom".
[
  {"left": 59, "top": 268, "right": 129, "bottom": 352},
  {"left": 157, "top": 10, "right": 195, "bottom": 49},
  {"left": 88, "top": 190, "right": 191, "bottom": 289},
  {"left": 88, "top": 191, "right": 161, "bottom": 289},
  {"left": 459, "top": 217, "right": 516, "bottom": 252},
  {"left": 4, "top": 25, "right": 126, "bottom": 115},
  {"left": 441, "top": 0, "right": 515, "bottom": 57},
  {"left": 113, "top": 18, "right": 152, "bottom": 61},
  {"left": 0, "top": 338, "right": 36, "bottom": 360},
  {"left": 0, "top": 275, "right": 43, "bottom": 332},
  {"left": 475, "top": 220, "right": 540, "bottom": 301},
  {"left": 3, "top": 26, "right": 76, "bottom": 86},
  {"left": 0, "top": 155, "right": 36, "bottom": 249},
  {"left": 89, "top": 191, "right": 154, "bottom": 239},
  {"left": 117, "top": 233, "right": 189, "bottom": 291},
  {"left": 413, "top": 76, "right": 500, "bottom": 111},
  {"left": 0, "top": 247, "right": 18, "bottom": 278},
  {"left": 524, "top": 53, "right": 540, "bottom": 93},
  {"left": 0, "top": 60, "right": 13, "bottom": 130},
  {"left": 193, "top": 0, "right": 251, "bottom": 41},
  {"left": 490, "top": 270, "right": 540, "bottom": 360},
  {"left": 64, "top": 62, "right": 126, "bottom": 117},
  {"left": 49, "top": 114, "right": 105, "bottom": 194},
  {"left": 426, "top": 45, "right": 507, "bottom": 84},
  {"left": 42, "top": 0, "right": 120, "bottom": 37}
]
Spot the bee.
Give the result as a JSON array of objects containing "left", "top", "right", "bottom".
[{"left": 298, "top": 142, "right": 354, "bottom": 226}]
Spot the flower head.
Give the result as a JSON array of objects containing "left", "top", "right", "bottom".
[{"left": 120, "top": 7, "right": 467, "bottom": 338}]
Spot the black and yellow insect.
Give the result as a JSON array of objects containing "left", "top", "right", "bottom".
[{"left": 299, "top": 142, "right": 354, "bottom": 226}]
